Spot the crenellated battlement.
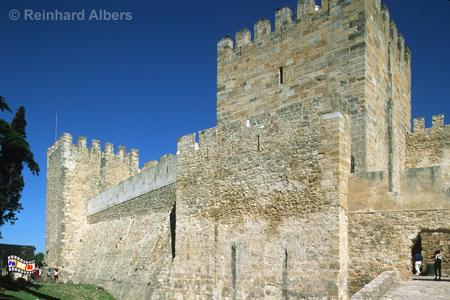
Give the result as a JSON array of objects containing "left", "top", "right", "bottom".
[
  {"left": 235, "top": 28, "right": 251, "bottom": 48},
  {"left": 177, "top": 129, "right": 214, "bottom": 155},
  {"left": 254, "top": 18, "right": 271, "bottom": 41},
  {"left": 388, "top": 20, "right": 410, "bottom": 63},
  {"left": 217, "top": 0, "right": 410, "bottom": 65},
  {"left": 178, "top": 101, "right": 328, "bottom": 155},
  {"left": 217, "top": 1, "right": 315, "bottom": 55},
  {"left": 275, "top": 6, "right": 294, "bottom": 31},
  {"left": 297, "top": 0, "right": 316, "bottom": 21},
  {"left": 177, "top": 118, "right": 268, "bottom": 155},
  {"left": 217, "top": 0, "right": 412, "bottom": 185},
  {"left": 47, "top": 132, "right": 139, "bottom": 162},
  {"left": 406, "top": 114, "right": 449, "bottom": 169},
  {"left": 217, "top": 1, "right": 316, "bottom": 54},
  {"left": 411, "top": 115, "right": 448, "bottom": 133},
  {"left": 46, "top": 1, "right": 448, "bottom": 297},
  {"left": 47, "top": 132, "right": 139, "bottom": 193},
  {"left": 46, "top": 132, "right": 140, "bottom": 275},
  {"left": 380, "top": 4, "right": 411, "bottom": 63}
]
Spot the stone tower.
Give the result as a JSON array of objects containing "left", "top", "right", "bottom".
[
  {"left": 45, "top": 1, "right": 433, "bottom": 299},
  {"left": 45, "top": 133, "right": 139, "bottom": 279},
  {"left": 170, "top": 0, "right": 410, "bottom": 298},
  {"left": 217, "top": 0, "right": 410, "bottom": 192}
]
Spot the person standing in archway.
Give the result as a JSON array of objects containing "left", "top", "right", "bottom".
[
  {"left": 414, "top": 252, "right": 423, "bottom": 276},
  {"left": 434, "top": 250, "right": 443, "bottom": 281}
]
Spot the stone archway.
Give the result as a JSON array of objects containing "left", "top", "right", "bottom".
[{"left": 413, "top": 229, "right": 450, "bottom": 277}]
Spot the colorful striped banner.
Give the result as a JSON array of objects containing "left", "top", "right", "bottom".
[{"left": 7, "top": 255, "right": 35, "bottom": 274}]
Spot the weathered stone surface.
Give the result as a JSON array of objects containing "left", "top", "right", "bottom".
[
  {"left": 46, "top": 133, "right": 139, "bottom": 279},
  {"left": 348, "top": 167, "right": 450, "bottom": 211},
  {"left": 348, "top": 209, "right": 450, "bottom": 294},
  {"left": 351, "top": 270, "right": 399, "bottom": 300},
  {"left": 421, "top": 230, "right": 450, "bottom": 277},
  {"left": 87, "top": 154, "right": 176, "bottom": 215},
  {"left": 45, "top": 0, "right": 449, "bottom": 299},
  {"left": 169, "top": 103, "right": 350, "bottom": 299},
  {"left": 72, "top": 203, "right": 174, "bottom": 299},
  {"left": 381, "top": 279, "right": 450, "bottom": 300},
  {"left": 406, "top": 116, "right": 450, "bottom": 169}
]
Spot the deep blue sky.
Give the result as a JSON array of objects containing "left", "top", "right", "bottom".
[{"left": 0, "top": 0, "right": 449, "bottom": 253}]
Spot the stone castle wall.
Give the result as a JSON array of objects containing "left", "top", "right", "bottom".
[
  {"left": 168, "top": 101, "right": 350, "bottom": 299},
  {"left": 346, "top": 115, "right": 450, "bottom": 211},
  {"left": 421, "top": 230, "right": 450, "bottom": 276},
  {"left": 348, "top": 209, "right": 450, "bottom": 294},
  {"left": 364, "top": 1, "right": 411, "bottom": 192},
  {"left": 217, "top": 1, "right": 365, "bottom": 125},
  {"left": 217, "top": 0, "right": 363, "bottom": 172},
  {"left": 71, "top": 183, "right": 175, "bottom": 299},
  {"left": 217, "top": 0, "right": 411, "bottom": 186},
  {"left": 45, "top": 0, "right": 449, "bottom": 299},
  {"left": 348, "top": 166, "right": 450, "bottom": 211},
  {"left": 406, "top": 115, "right": 450, "bottom": 169},
  {"left": 46, "top": 134, "right": 139, "bottom": 278},
  {"left": 347, "top": 115, "right": 450, "bottom": 292},
  {"left": 87, "top": 154, "right": 176, "bottom": 215},
  {"left": 346, "top": 114, "right": 450, "bottom": 293}
]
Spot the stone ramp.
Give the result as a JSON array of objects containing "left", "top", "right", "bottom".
[{"left": 381, "top": 278, "right": 450, "bottom": 300}]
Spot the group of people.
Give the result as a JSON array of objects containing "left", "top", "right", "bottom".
[
  {"left": 413, "top": 250, "right": 444, "bottom": 280},
  {"left": 47, "top": 268, "right": 59, "bottom": 281},
  {"left": 32, "top": 267, "right": 59, "bottom": 281}
]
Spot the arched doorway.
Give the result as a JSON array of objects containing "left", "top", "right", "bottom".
[{"left": 412, "top": 229, "right": 450, "bottom": 278}]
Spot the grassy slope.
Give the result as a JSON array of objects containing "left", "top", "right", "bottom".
[{"left": 1, "top": 282, "right": 115, "bottom": 300}]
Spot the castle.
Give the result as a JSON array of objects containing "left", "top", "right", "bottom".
[{"left": 45, "top": 0, "right": 450, "bottom": 299}]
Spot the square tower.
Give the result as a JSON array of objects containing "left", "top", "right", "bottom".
[{"left": 217, "top": 0, "right": 411, "bottom": 192}]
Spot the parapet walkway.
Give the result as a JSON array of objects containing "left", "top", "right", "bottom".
[{"left": 381, "top": 277, "right": 450, "bottom": 300}]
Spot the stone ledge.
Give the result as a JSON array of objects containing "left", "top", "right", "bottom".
[
  {"left": 87, "top": 155, "right": 176, "bottom": 215},
  {"left": 351, "top": 270, "right": 400, "bottom": 300}
]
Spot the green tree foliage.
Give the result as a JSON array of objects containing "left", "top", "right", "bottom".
[
  {"left": 34, "top": 252, "right": 45, "bottom": 267},
  {"left": 0, "top": 96, "right": 11, "bottom": 112},
  {"left": 0, "top": 96, "right": 39, "bottom": 235}
]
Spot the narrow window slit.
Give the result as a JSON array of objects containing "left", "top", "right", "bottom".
[
  {"left": 351, "top": 155, "right": 355, "bottom": 174},
  {"left": 282, "top": 247, "right": 289, "bottom": 299},
  {"left": 170, "top": 202, "right": 176, "bottom": 260},
  {"left": 284, "top": 248, "right": 288, "bottom": 267},
  {"left": 231, "top": 244, "right": 237, "bottom": 297},
  {"left": 279, "top": 67, "right": 284, "bottom": 84}
]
